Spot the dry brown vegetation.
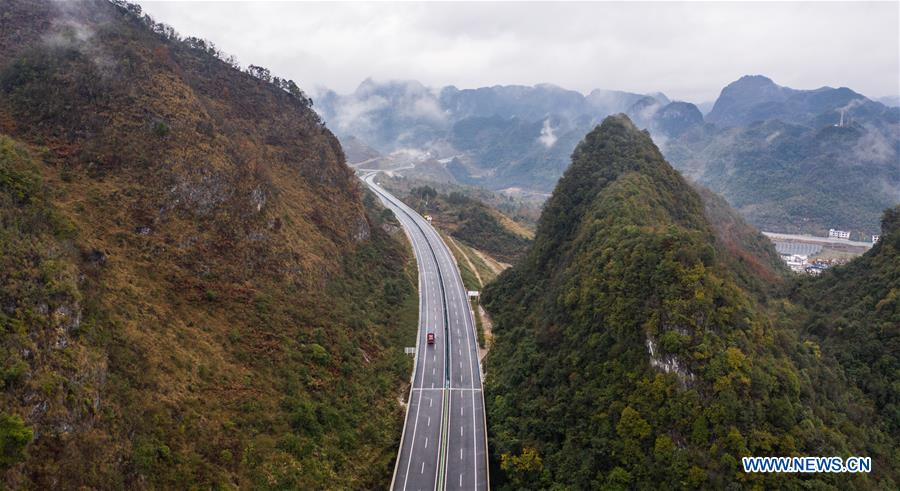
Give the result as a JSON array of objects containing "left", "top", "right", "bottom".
[{"left": 1, "top": 0, "right": 417, "bottom": 488}]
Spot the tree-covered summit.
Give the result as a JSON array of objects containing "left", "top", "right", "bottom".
[{"left": 483, "top": 114, "right": 896, "bottom": 489}]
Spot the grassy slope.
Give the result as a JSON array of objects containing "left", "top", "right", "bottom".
[
  {"left": 396, "top": 185, "right": 532, "bottom": 264},
  {"left": 0, "top": 1, "right": 416, "bottom": 488},
  {"left": 442, "top": 235, "right": 488, "bottom": 348},
  {"left": 377, "top": 172, "right": 533, "bottom": 266},
  {"left": 443, "top": 234, "right": 482, "bottom": 291},
  {"left": 456, "top": 240, "right": 500, "bottom": 286}
]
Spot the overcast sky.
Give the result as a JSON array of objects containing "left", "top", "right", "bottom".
[{"left": 135, "top": 1, "right": 900, "bottom": 102}]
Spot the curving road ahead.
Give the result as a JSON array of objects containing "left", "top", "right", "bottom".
[{"left": 361, "top": 172, "right": 488, "bottom": 491}]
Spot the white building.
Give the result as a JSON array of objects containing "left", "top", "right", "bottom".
[
  {"left": 829, "top": 229, "right": 851, "bottom": 240},
  {"left": 781, "top": 254, "right": 809, "bottom": 272}
]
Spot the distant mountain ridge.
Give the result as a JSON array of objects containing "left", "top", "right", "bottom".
[
  {"left": 316, "top": 79, "right": 672, "bottom": 153},
  {"left": 316, "top": 79, "right": 682, "bottom": 190},
  {"left": 667, "top": 76, "right": 900, "bottom": 235},
  {"left": 440, "top": 83, "right": 588, "bottom": 121},
  {"left": 626, "top": 97, "right": 704, "bottom": 138},
  {"left": 706, "top": 74, "right": 892, "bottom": 128},
  {"left": 319, "top": 75, "right": 899, "bottom": 235}
]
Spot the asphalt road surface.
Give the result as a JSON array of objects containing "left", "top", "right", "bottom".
[{"left": 362, "top": 173, "right": 488, "bottom": 491}]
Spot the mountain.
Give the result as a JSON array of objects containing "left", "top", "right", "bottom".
[
  {"left": 315, "top": 78, "right": 450, "bottom": 152},
  {"left": 706, "top": 75, "right": 794, "bottom": 127},
  {"left": 626, "top": 98, "right": 704, "bottom": 139},
  {"left": 706, "top": 75, "right": 891, "bottom": 128},
  {"left": 586, "top": 88, "right": 655, "bottom": 116},
  {"left": 877, "top": 95, "right": 900, "bottom": 108},
  {"left": 446, "top": 113, "right": 592, "bottom": 191},
  {"left": 442, "top": 88, "right": 674, "bottom": 191},
  {"left": 791, "top": 205, "right": 900, "bottom": 439},
  {"left": 453, "top": 88, "right": 672, "bottom": 192},
  {"left": 666, "top": 88, "right": 900, "bottom": 234},
  {"left": 693, "top": 185, "right": 789, "bottom": 294},
  {"left": 653, "top": 102, "right": 705, "bottom": 138},
  {"left": 439, "top": 83, "right": 588, "bottom": 121},
  {"left": 0, "top": 1, "right": 416, "bottom": 488},
  {"left": 316, "top": 81, "right": 663, "bottom": 154},
  {"left": 482, "top": 115, "right": 897, "bottom": 489},
  {"left": 318, "top": 75, "right": 897, "bottom": 237},
  {"left": 315, "top": 80, "right": 668, "bottom": 190},
  {"left": 339, "top": 134, "right": 381, "bottom": 164}
]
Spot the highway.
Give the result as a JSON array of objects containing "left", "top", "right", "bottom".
[{"left": 361, "top": 172, "right": 488, "bottom": 491}]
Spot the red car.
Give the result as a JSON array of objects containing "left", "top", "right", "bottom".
[{"left": 426, "top": 332, "right": 435, "bottom": 345}]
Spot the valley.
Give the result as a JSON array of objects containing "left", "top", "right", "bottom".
[
  {"left": 1, "top": 1, "right": 897, "bottom": 490},
  {"left": 362, "top": 173, "right": 489, "bottom": 490}
]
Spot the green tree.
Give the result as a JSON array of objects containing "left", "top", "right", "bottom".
[
  {"left": 0, "top": 412, "right": 32, "bottom": 469},
  {"left": 500, "top": 447, "right": 543, "bottom": 487},
  {"left": 616, "top": 406, "right": 651, "bottom": 441}
]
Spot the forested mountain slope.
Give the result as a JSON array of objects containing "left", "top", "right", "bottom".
[
  {"left": 0, "top": 0, "right": 415, "bottom": 488},
  {"left": 706, "top": 75, "right": 885, "bottom": 128},
  {"left": 482, "top": 115, "right": 897, "bottom": 489},
  {"left": 665, "top": 76, "right": 900, "bottom": 236},
  {"left": 791, "top": 205, "right": 900, "bottom": 442}
]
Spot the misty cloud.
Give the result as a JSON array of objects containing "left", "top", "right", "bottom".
[
  {"left": 839, "top": 98, "right": 867, "bottom": 114},
  {"left": 401, "top": 90, "right": 446, "bottom": 123},
  {"left": 637, "top": 101, "right": 662, "bottom": 124},
  {"left": 333, "top": 94, "right": 389, "bottom": 133},
  {"left": 47, "top": 0, "right": 116, "bottom": 77},
  {"left": 853, "top": 125, "right": 897, "bottom": 164},
  {"left": 538, "top": 119, "right": 557, "bottom": 148},
  {"left": 135, "top": 1, "right": 899, "bottom": 103},
  {"left": 325, "top": 79, "right": 447, "bottom": 136}
]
